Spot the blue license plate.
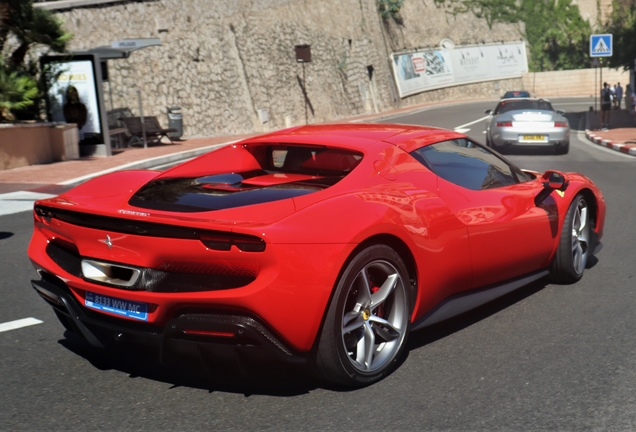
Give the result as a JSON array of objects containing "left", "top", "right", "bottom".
[{"left": 85, "top": 291, "right": 148, "bottom": 321}]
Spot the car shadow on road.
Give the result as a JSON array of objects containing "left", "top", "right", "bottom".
[
  {"left": 55, "top": 277, "right": 552, "bottom": 395},
  {"left": 57, "top": 332, "right": 322, "bottom": 396},
  {"left": 406, "top": 277, "right": 549, "bottom": 350}
]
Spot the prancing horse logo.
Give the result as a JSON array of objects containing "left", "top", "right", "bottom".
[{"left": 101, "top": 235, "right": 113, "bottom": 250}]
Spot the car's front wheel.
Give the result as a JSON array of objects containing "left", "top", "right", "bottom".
[
  {"left": 550, "top": 194, "right": 591, "bottom": 283},
  {"left": 314, "top": 245, "right": 412, "bottom": 387}
]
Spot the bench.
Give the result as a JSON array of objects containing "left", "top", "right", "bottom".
[
  {"left": 107, "top": 108, "right": 134, "bottom": 148},
  {"left": 119, "top": 116, "right": 178, "bottom": 146},
  {"left": 108, "top": 127, "right": 128, "bottom": 148}
]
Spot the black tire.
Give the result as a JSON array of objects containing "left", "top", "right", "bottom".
[
  {"left": 550, "top": 194, "right": 591, "bottom": 284},
  {"left": 314, "top": 245, "right": 412, "bottom": 387},
  {"left": 556, "top": 142, "right": 570, "bottom": 155}
]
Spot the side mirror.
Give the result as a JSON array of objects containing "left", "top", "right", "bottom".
[
  {"left": 556, "top": 109, "right": 566, "bottom": 115},
  {"left": 535, "top": 170, "right": 569, "bottom": 206},
  {"left": 542, "top": 170, "right": 569, "bottom": 191},
  {"left": 485, "top": 109, "right": 493, "bottom": 115}
]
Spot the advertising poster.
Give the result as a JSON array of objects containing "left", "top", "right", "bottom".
[
  {"left": 392, "top": 41, "right": 528, "bottom": 98},
  {"left": 486, "top": 43, "right": 528, "bottom": 74},
  {"left": 451, "top": 46, "right": 491, "bottom": 82},
  {"left": 45, "top": 58, "right": 102, "bottom": 142},
  {"left": 393, "top": 50, "right": 454, "bottom": 97}
]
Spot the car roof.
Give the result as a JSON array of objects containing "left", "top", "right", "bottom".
[
  {"left": 241, "top": 123, "right": 466, "bottom": 152},
  {"left": 499, "top": 97, "right": 551, "bottom": 103}
]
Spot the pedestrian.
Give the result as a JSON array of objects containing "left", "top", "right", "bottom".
[
  {"left": 632, "top": 92, "right": 636, "bottom": 123},
  {"left": 615, "top": 83, "right": 623, "bottom": 109},
  {"left": 601, "top": 82, "right": 612, "bottom": 129}
]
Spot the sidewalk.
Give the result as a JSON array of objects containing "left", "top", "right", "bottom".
[
  {"left": 0, "top": 134, "right": 254, "bottom": 194},
  {"left": 585, "top": 108, "right": 636, "bottom": 156}
]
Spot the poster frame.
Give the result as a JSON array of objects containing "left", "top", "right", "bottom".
[{"left": 40, "top": 53, "right": 112, "bottom": 156}]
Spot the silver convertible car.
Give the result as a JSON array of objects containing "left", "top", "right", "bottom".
[{"left": 485, "top": 98, "right": 570, "bottom": 154}]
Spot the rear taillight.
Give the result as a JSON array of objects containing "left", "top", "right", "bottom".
[
  {"left": 496, "top": 121, "right": 513, "bottom": 127},
  {"left": 200, "top": 232, "right": 266, "bottom": 252},
  {"left": 34, "top": 205, "right": 54, "bottom": 224},
  {"left": 554, "top": 121, "right": 568, "bottom": 127}
]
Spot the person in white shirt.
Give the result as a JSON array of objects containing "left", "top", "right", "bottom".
[{"left": 615, "top": 83, "right": 623, "bottom": 109}]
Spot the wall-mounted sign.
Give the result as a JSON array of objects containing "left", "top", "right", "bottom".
[
  {"left": 391, "top": 41, "right": 528, "bottom": 98},
  {"left": 295, "top": 45, "right": 312, "bottom": 63},
  {"left": 111, "top": 38, "right": 161, "bottom": 49}
]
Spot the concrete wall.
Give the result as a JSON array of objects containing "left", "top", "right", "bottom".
[
  {"left": 523, "top": 67, "right": 630, "bottom": 98},
  {"left": 0, "top": 123, "right": 79, "bottom": 171},
  {"left": 37, "top": 0, "right": 523, "bottom": 138}
]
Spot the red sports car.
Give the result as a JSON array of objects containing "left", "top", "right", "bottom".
[{"left": 28, "top": 123, "right": 605, "bottom": 387}]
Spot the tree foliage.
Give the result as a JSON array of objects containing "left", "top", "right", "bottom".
[
  {"left": 0, "top": 0, "right": 72, "bottom": 121},
  {"left": 602, "top": 0, "right": 636, "bottom": 70},
  {"left": 434, "top": 0, "right": 592, "bottom": 72},
  {"left": 521, "top": 0, "right": 592, "bottom": 71},
  {"left": 377, "top": 0, "right": 405, "bottom": 23},
  {"left": 0, "top": 59, "right": 38, "bottom": 121},
  {"left": 433, "top": 0, "right": 517, "bottom": 28}
]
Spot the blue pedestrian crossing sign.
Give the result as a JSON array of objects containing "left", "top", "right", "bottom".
[{"left": 590, "top": 34, "right": 612, "bottom": 57}]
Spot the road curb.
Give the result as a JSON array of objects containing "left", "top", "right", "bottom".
[{"left": 584, "top": 130, "right": 636, "bottom": 156}]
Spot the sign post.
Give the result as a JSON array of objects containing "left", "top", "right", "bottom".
[
  {"left": 295, "top": 45, "right": 311, "bottom": 124},
  {"left": 590, "top": 34, "right": 612, "bottom": 125}
]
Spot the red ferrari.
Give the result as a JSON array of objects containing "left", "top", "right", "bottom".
[{"left": 28, "top": 124, "right": 605, "bottom": 387}]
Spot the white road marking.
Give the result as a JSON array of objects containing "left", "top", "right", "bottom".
[
  {"left": 0, "top": 317, "right": 43, "bottom": 333},
  {"left": 454, "top": 115, "right": 490, "bottom": 133},
  {"left": 0, "top": 191, "right": 56, "bottom": 216}
]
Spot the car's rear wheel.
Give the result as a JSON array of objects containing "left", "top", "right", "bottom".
[
  {"left": 555, "top": 142, "right": 570, "bottom": 155},
  {"left": 550, "top": 194, "right": 591, "bottom": 284},
  {"left": 314, "top": 245, "right": 411, "bottom": 387}
]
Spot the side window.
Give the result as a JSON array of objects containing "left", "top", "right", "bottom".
[{"left": 410, "top": 139, "right": 520, "bottom": 190}]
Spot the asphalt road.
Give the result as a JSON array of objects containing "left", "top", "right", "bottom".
[{"left": 2, "top": 97, "right": 636, "bottom": 430}]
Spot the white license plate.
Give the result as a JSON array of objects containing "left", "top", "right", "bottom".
[{"left": 85, "top": 291, "right": 148, "bottom": 321}]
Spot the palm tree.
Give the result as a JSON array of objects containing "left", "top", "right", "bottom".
[
  {"left": 0, "top": 59, "right": 38, "bottom": 121},
  {"left": 0, "top": 1, "right": 9, "bottom": 52},
  {"left": 0, "top": 0, "right": 72, "bottom": 120},
  {"left": 1, "top": 0, "right": 72, "bottom": 70}
]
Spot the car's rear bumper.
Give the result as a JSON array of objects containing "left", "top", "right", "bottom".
[
  {"left": 31, "top": 275, "right": 308, "bottom": 368},
  {"left": 28, "top": 215, "right": 356, "bottom": 352},
  {"left": 490, "top": 127, "right": 570, "bottom": 147}
]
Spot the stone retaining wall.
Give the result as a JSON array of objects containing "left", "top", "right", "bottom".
[
  {"left": 523, "top": 68, "right": 631, "bottom": 98},
  {"left": 45, "top": 0, "right": 523, "bottom": 138}
]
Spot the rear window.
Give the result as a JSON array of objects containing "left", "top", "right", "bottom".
[
  {"left": 503, "top": 91, "right": 530, "bottom": 99},
  {"left": 495, "top": 100, "right": 554, "bottom": 114},
  {"left": 252, "top": 145, "right": 363, "bottom": 176}
]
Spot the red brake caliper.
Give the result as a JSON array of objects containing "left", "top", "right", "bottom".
[{"left": 371, "top": 285, "right": 384, "bottom": 318}]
